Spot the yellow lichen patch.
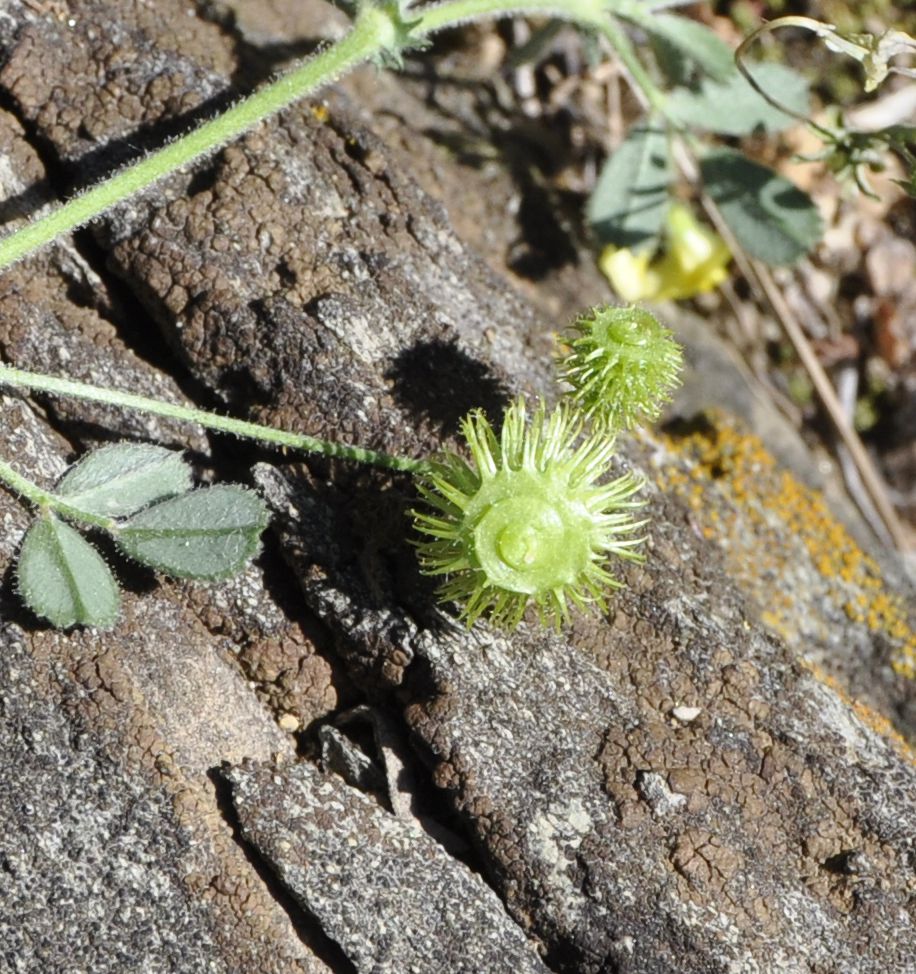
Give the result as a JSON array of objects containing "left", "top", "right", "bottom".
[
  {"left": 655, "top": 414, "right": 916, "bottom": 685},
  {"left": 802, "top": 661, "right": 914, "bottom": 765}
]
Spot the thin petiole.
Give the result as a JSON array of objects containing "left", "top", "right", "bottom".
[
  {"left": 0, "top": 364, "right": 428, "bottom": 475},
  {"left": 0, "top": 458, "right": 116, "bottom": 530},
  {"left": 591, "top": 14, "right": 667, "bottom": 114}
]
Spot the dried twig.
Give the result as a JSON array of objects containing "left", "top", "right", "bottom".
[{"left": 673, "top": 142, "right": 910, "bottom": 551}]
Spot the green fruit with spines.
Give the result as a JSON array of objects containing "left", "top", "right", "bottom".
[
  {"left": 411, "top": 397, "right": 646, "bottom": 629},
  {"left": 558, "top": 305, "right": 683, "bottom": 431}
]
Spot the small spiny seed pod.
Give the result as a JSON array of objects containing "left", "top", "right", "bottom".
[
  {"left": 411, "top": 397, "right": 646, "bottom": 630},
  {"left": 558, "top": 305, "right": 683, "bottom": 431}
]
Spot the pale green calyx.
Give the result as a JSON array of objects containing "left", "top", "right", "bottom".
[
  {"left": 412, "top": 397, "right": 646, "bottom": 629},
  {"left": 558, "top": 305, "right": 683, "bottom": 431}
]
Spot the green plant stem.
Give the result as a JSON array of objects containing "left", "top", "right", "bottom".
[
  {"left": 592, "top": 13, "right": 667, "bottom": 113},
  {"left": 0, "top": 0, "right": 670, "bottom": 482},
  {"left": 734, "top": 17, "right": 834, "bottom": 138},
  {"left": 0, "top": 365, "right": 427, "bottom": 474},
  {"left": 0, "top": 458, "right": 115, "bottom": 529},
  {"left": 0, "top": 7, "right": 389, "bottom": 270},
  {"left": 414, "top": 0, "right": 606, "bottom": 34},
  {"left": 0, "top": 0, "right": 656, "bottom": 271}
]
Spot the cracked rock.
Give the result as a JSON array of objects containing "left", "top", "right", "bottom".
[
  {"left": 0, "top": 1, "right": 914, "bottom": 972},
  {"left": 225, "top": 758, "right": 552, "bottom": 974}
]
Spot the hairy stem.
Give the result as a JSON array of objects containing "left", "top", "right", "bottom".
[
  {"left": 0, "top": 0, "right": 667, "bottom": 480},
  {"left": 0, "top": 0, "right": 625, "bottom": 271},
  {"left": 0, "top": 7, "right": 388, "bottom": 270},
  {"left": 0, "top": 458, "right": 116, "bottom": 529},
  {"left": 0, "top": 365, "right": 427, "bottom": 474},
  {"left": 414, "top": 0, "right": 606, "bottom": 33}
]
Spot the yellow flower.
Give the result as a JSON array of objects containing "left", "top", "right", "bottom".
[
  {"left": 598, "top": 204, "right": 731, "bottom": 302},
  {"left": 598, "top": 246, "right": 661, "bottom": 302},
  {"left": 654, "top": 204, "right": 732, "bottom": 299}
]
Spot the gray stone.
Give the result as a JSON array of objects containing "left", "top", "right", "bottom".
[
  {"left": 225, "top": 758, "right": 552, "bottom": 974},
  {"left": 0, "top": 628, "right": 229, "bottom": 974},
  {"left": 0, "top": 1, "right": 913, "bottom": 972}
]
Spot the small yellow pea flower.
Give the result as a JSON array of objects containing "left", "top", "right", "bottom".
[
  {"left": 598, "top": 204, "right": 731, "bottom": 302},
  {"left": 598, "top": 246, "right": 662, "bottom": 303}
]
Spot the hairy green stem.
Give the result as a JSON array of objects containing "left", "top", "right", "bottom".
[
  {"left": 415, "top": 0, "right": 606, "bottom": 33},
  {"left": 0, "top": 365, "right": 427, "bottom": 474},
  {"left": 0, "top": 0, "right": 631, "bottom": 272},
  {"left": 0, "top": 0, "right": 668, "bottom": 480},
  {"left": 0, "top": 458, "right": 115, "bottom": 529},
  {"left": 0, "top": 7, "right": 388, "bottom": 270}
]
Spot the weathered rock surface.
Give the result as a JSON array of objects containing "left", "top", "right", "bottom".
[
  {"left": 226, "top": 758, "right": 552, "bottom": 974},
  {"left": 259, "top": 463, "right": 916, "bottom": 974},
  {"left": 0, "top": 627, "right": 231, "bottom": 974},
  {"left": 0, "top": 1, "right": 914, "bottom": 973}
]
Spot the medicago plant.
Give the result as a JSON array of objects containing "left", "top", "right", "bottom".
[
  {"left": 0, "top": 0, "right": 700, "bottom": 630},
  {"left": 0, "top": 307, "right": 681, "bottom": 631}
]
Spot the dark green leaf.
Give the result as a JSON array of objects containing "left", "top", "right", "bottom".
[
  {"left": 587, "top": 122, "right": 672, "bottom": 249},
  {"left": 701, "top": 149, "right": 823, "bottom": 265},
  {"left": 17, "top": 515, "right": 119, "bottom": 629},
  {"left": 649, "top": 30, "right": 693, "bottom": 88},
  {"left": 116, "top": 485, "right": 269, "bottom": 579},
  {"left": 635, "top": 14, "right": 735, "bottom": 82},
  {"left": 667, "top": 63, "right": 810, "bottom": 136},
  {"left": 56, "top": 443, "right": 192, "bottom": 517}
]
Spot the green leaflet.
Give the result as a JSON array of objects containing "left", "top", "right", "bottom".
[
  {"left": 587, "top": 122, "right": 672, "bottom": 249},
  {"left": 116, "top": 485, "right": 270, "bottom": 579},
  {"left": 701, "top": 148, "right": 823, "bottom": 265},
  {"left": 667, "top": 63, "right": 810, "bottom": 137},
  {"left": 17, "top": 515, "right": 120, "bottom": 629},
  {"left": 56, "top": 443, "right": 192, "bottom": 517},
  {"left": 629, "top": 11, "right": 735, "bottom": 82}
]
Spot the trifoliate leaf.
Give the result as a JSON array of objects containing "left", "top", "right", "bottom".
[
  {"left": 701, "top": 149, "right": 823, "bottom": 265},
  {"left": 115, "top": 485, "right": 270, "bottom": 579},
  {"left": 56, "top": 443, "right": 192, "bottom": 518},
  {"left": 587, "top": 122, "right": 672, "bottom": 249},
  {"left": 667, "top": 63, "right": 810, "bottom": 136},
  {"left": 17, "top": 515, "right": 120, "bottom": 629}
]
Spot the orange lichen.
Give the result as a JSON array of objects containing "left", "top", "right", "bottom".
[
  {"left": 803, "top": 661, "right": 914, "bottom": 765},
  {"left": 655, "top": 415, "right": 916, "bottom": 685}
]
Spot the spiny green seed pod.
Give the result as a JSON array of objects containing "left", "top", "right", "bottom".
[
  {"left": 411, "top": 397, "right": 646, "bottom": 629},
  {"left": 558, "top": 305, "right": 683, "bottom": 431}
]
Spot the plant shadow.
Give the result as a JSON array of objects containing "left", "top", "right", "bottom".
[{"left": 386, "top": 337, "right": 511, "bottom": 437}]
